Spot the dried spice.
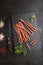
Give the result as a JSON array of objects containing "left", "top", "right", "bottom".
[
  {"left": 0, "top": 33, "right": 4, "bottom": 41},
  {"left": 0, "top": 20, "right": 4, "bottom": 28}
]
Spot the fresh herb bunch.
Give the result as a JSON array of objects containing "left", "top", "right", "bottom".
[
  {"left": 15, "top": 45, "right": 27, "bottom": 56},
  {"left": 29, "top": 15, "right": 36, "bottom": 21}
]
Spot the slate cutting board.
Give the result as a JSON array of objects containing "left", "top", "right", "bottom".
[{"left": 12, "top": 12, "right": 41, "bottom": 52}]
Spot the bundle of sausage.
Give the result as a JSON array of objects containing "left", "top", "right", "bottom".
[{"left": 13, "top": 19, "right": 37, "bottom": 49}]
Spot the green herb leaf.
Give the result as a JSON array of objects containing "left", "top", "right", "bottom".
[
  {"left": 29, "top": 15, "right": 36, "bottom": 22},
  {"left": 15, "top": 45, "right": 27, "bottom": 56}
]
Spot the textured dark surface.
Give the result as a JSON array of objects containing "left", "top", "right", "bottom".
[
  {"left": 0, "top": 50, "right": 43, "bottom": 65},
  {"left": 0, "top": 0, "right": 43, "bottom": 17},
  {"left": 0, "top": 0, "right": 43, "bottom": 65}
]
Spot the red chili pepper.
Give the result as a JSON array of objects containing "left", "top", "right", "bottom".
[{"left": 1, "top": 46, "right": 7, "bottom": 56}]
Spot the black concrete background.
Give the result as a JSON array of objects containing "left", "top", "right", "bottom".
[
  {"left": 0, "top": 0, "right": 43, "bottom": 17},
  {"left": 0, "top": 0, "right": 43, "bottom": 65}
]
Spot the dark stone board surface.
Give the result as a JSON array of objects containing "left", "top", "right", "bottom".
[{"left": 12, "top": 13, "right": 41, "bottom": 51}]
